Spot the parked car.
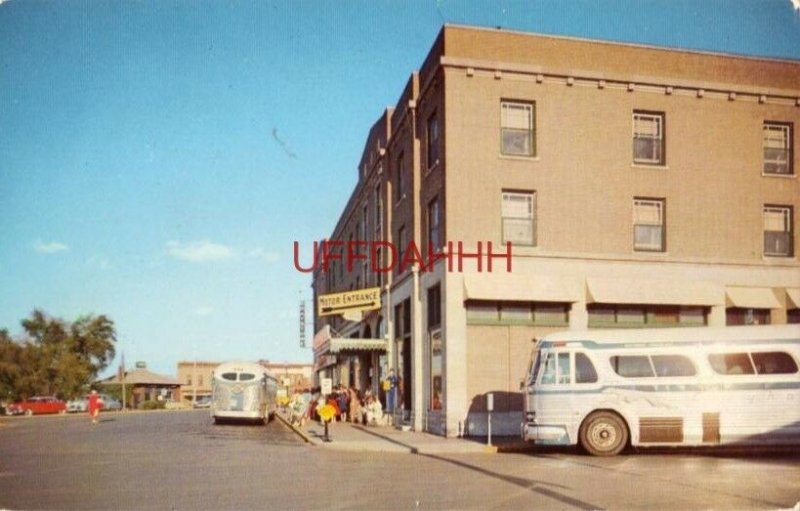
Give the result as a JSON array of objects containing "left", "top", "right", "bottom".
[
  {"left": 193, "top": 395, "right": 212, "bottom": 409},
  {"left": 66, "top": 397, "right": 89, "bottom": 413},
  {"left": 97, "top": 394, "right": 122, "bottom": 411},
  {"left": 6, "top": 396, "right": 67, "bottom": 416}
]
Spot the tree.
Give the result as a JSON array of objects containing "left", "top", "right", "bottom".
[{"left": 0, "top": 309, "right": 119, "bottom": 400}]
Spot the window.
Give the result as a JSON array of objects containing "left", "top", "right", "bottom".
[
  {"left": 751, "top": 352, "right": 798, "bottom": 374},
  {"left": 763, "top": 122, "right": 793, "bottom": 175},
  {"left": 429, "top": 330, "right": 442, "bottom": 410},
  {"left": 239, "top": 373, "right": 255, "bottom": 381},
  {"left": 465, "top": 301, "right": 569, "bottom": 326},
  {"left": 611, "top": 355, "right": 655, "bottom": 378},
  {"left": 539, "top": 352, "right": 571, "bottom": 385},
  {"left": 502, "top": 191, "right": 536, "bottom": 245},
  {"left": 763, "top": 205, "right": 793, "bottom": 257},
  {"left": 634, "top": 198, "right": 665, "bottom": 252},
  {"left": 726, "top": 307, "right": 771, "bottom": 326},
  {"left": 589, "top": 305, "right": 708, "bottom": 327},
  {"left": 427, "top": 284, "right": 441, "bottom": 330},
  {"left": 633, "top": 111, "right": 665, "bottom": 165},
  {"left": 427, "top": 111, "right": 440, "bottom": 169},
  {"left": 397, "top": 225, "right": 407, "bottom": 263},
  {"left": 374, "top": 183, "right": 383, "bottom": 239},
  {"left": 221, "top": 372, "right": 237, "bottom": 381},
  {"left": 501, "top": 101, "right": 535, "bottom": 156},
  {"left": 575, "top": 353, "right": 598, "bottom": 383},
  {"left": 428, "top": 197, "right": 441, "bottom": 251},
  {"left": 708, "top": 353, "right": 755, "bottom": 375},
  {"left": 396, "top": 153, "right": 406, "bottom": 204},
  {"left": 651, "top": 355, "right": 696, "bottom": 377}
]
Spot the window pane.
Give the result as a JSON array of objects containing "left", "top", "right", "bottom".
[
  {"left": 652, "top": 355, "right": 696, "bottom": 377},
  {"left": 611, "top": 355, "right": 654, "bottom": 377},
  {"left": 534, "top": 303, "right": 568, "bottom": 324},
  {"left": 540, "top": 353, "right": 557, "bottom": 385},
  {"left": 617, "top": 307, "right": 645, "bottom": 325},
  {"left": 502, "top": 129, "right": 532, "bottom": 155},
  {"left": 239, "top": 373, "right": 255, "bottom": 381},
  {"left": 751, "top": 352, "right": 798, "bottom": 375},
  {"left": 500, "top": 303, "right": 531, "bottom": 322},
  {"left": 679, "top": 307, "right": 707, "bottom": 326},
  {"left": 502, "top": 103, "right": 532, "bottom": 129},
  {"left": 575, "top": 353, "right": 598, "bottom": 383},
  {"left": 503, "top": 218, "right": 534, "bottom": 244},
  {"left": 221, "top": 372, "right": 237, "bottom": 381},
  {"left": 466, "top": 302, "right": 499, "bottom": 322},
  {"left": 558, "top": 353, "right": 571, "bottom": 384},
  {"left": 708, "top": 353, "right": 755, "bottom": 375}
]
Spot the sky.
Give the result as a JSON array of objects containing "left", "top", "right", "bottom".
[{"left": 1, "top": 0, "right": 799, "bottom": 378}]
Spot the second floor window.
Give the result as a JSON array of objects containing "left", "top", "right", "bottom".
[
  {"left": 633, "top": 111, "right": 665, "bottom": 165},
  {"left": 396, "top": 152, "right": 406, "bottom": 204},
  {"left": 763, "top": 205, "right": 793, "bottom": 257},
  {"left": 427, "top": 111, "right": 440, "bottom": 169},
  {"left": 501, "top": 191, "right": 536, "bottom": 245},
  {"left": 501, "top": 101, "right": 535, "bottom": 157},
  {"left": 763, "top": 122, "right": 793, "bottom": 175},
  {"left": 633, "top": 198, "right": 665, "bottom": 252},
  {"left": 428, "top": 197, "right": 441, "bottom": 251}
]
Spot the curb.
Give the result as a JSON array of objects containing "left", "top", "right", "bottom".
[{"left": 274, "top": 412, "right": 317, "bottom": 445}]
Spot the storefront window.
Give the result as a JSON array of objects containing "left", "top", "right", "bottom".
[{"left": 429, "top": 330, "right": 442, "bottom": 410}]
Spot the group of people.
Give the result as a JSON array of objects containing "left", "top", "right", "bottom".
[{"left": 286, "top": 384, "right": 385, "bottom": 428}]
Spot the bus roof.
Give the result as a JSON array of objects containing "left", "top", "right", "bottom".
[
  {"left": 538, "top": 324, "right": 800, "bottom": 346},
  {"left": 213, "top": 361, "right": 272, "bottom": 375}
]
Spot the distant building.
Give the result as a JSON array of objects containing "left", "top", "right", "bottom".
[
  {"left": 99, "top": 363, "right": 181, "bottom": 409},
  {"left": 177, "top": 360, "right": 313, "bottom": 402}
]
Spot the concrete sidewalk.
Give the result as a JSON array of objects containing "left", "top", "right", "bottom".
[{"left": 276, "top": 412, "right": 531, "bottom": 454}]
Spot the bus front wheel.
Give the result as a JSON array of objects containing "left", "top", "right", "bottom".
[{"left": 579, "top": 411, "right": 628, "bottom": 456}]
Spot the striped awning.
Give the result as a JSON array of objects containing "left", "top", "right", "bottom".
[{"left": 325, "top": 338, "right": 387, "bottom": 354}]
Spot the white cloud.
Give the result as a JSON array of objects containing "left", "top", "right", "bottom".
[
  {"left": 193, "top": 306, "right": 214, "bottom": 317},
  {"left": 166, "top": 240, "right": 235, "bottom": 262},
  {"left": 33, "top": 239, "right": 69, "bottom": 254}
]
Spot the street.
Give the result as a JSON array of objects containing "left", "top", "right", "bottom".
[{"left": 0, "top": 410, "right": 798, "bottom": 510}]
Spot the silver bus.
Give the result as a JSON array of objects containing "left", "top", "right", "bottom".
[
  {"left": 522, "top": 325, "right": 800, "bottom": 455},
  {"left": 211, "top": 361, "right": 278, "bottom": 424}
]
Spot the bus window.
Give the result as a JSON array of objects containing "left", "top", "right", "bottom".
[
  {"left": 751, "top": 352, "right": 798, "bottom": 375},
  {"left": 575, "top": 353, "right": 598, "bottom": 383},
  {"left": 610, "top": 355, "right": 654, "bottom": 378},
  {"left": 221, "top": 372, "right": 238, "bottom": 381},
  {"left": 651, "top": 355, "right": 696, "bottom": 377},
  {"left": 239, "top": 373, "right": 256, "bottom": 381},
  {"left": 708, "top": 353, "right": 755, "bottom": 375},
  {"left": 558, "top": 353, "right": 571, "bottom": 384},
  {"left": 540, "top": 353, "right": 557, "bottom": 385},
  {"left": 528, "top": 351, "right": 541, "bottom": 385}
]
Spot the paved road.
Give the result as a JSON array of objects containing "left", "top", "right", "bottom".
[{"left": 1, "top": 410, "right": 798, "bottom": 510}]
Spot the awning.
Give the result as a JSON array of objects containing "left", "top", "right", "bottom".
[
  {"left": 586, "top": 278, "right": 722, "bottom": 306},
  {"left": 325, "top": 338, "right": 387, "bottom": 354},
  {"left": 726, "top": 287, "right": 781, "bottom": 309},
  {"left": 786, "top": 288, "right": 800, "bottom": 309},
  {"left": 463, "top": 273, "right": 582, "bottom": 303}
]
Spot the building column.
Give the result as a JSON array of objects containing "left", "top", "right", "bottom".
[
  {"left": 708, "top": 305, "right": 726, "bottom": 327},
  {"left": 412, "top": 267, "right": 425, "bottom": 431},
  {"left": 570, "top": 300, "right": 589, "bottom": 329}
]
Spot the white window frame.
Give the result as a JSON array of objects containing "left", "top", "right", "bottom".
[
  {"left": 763, "top": 205, "right": 794, "bottom": 257},
  {"left": 501, "top": 191, "right": 536, "bottom": 246},
  {"left": 500, "top": 101, "right": 535, "bottom": 157},
  {"left": 633, "top": 111, "right": 665, "bottom": 165},
  {"left": 633, "top": 198, "right": 665, "bottom": 252},
  {"left": 763, "top": 122, "right": 793, "bottom": 176}
]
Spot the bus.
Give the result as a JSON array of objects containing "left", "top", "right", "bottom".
[
  {"left": 521, "top": 325, "right": 800, "bottom": 456},
  {"left": 211, "top": 361, "right": 278, "bottom": 424}
]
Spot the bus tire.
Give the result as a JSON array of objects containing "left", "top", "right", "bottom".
[{"left": 579, "top": 411, "right": 628, "bottom": 456}]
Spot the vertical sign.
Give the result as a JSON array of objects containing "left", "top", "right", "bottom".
[{"left": 299, "top": 300, "right": 306, "bottom": 348}]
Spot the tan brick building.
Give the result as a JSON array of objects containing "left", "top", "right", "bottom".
[{"left": 311, "top": 24, "right": 800, "bottom": 437}]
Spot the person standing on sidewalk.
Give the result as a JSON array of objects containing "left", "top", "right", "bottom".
[{"left": 88, "top": 390, "right": 101, "bottom": 424}]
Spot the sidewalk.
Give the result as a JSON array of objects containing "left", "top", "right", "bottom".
[{"left": 276, "top": 412, "right": 532, "bottom": 454}]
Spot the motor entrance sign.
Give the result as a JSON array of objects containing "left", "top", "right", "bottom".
[{"left": 317, "top": 287, "right": 381, "bottom": 316}]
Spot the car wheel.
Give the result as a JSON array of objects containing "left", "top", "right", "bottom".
[{"left": 24, "top": 409, "right": 33, "bottom": 417}]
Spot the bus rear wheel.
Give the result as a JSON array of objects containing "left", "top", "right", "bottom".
[{"left": 579, "top": 411, "right": 628, "bottom": 456}]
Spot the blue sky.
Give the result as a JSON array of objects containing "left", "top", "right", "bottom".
[{"left": 2, "top": 0, "right": 799, "bottom": 378}]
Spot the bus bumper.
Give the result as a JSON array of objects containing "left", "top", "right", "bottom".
[{"left": 521, "top": 422, "right": 570, "bottom": 445}]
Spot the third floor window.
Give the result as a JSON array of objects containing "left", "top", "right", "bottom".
[
  {"left": 763, "top": 122, "right": 793, "bottom": 176},
  {"left": 633, "top": 111, "right": 665, "bottom": 166},
  {"left": 501, "top": 101, "right": 536, "bottom": 157}
]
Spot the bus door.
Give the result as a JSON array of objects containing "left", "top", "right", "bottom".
[{"left": 536, "top": 349, "right": 576, "bottom": 424}]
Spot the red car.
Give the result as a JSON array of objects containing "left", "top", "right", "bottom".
[{"left": 6, "top": 396, "right": 67, "bottom": 416}]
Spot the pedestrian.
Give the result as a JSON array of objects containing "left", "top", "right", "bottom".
[
  {"left": 88, "top": 390, "right": 101, "bottom": 424},
  {"left": 336, "top": 386, "right": 348, "bottom": 422},
  {"left": 348, "top": 385, "right": 361, "bottom": 423},
  {"left": 384, "top": 369, "right": 398, "bottom": 413}
]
